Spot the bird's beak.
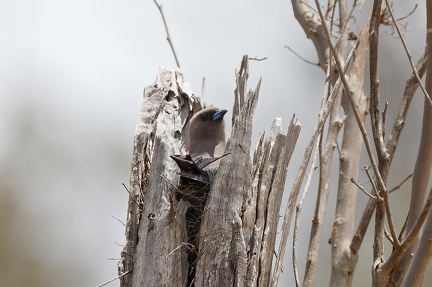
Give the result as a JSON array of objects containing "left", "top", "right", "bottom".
[{"left": 212, "top": 109, "right": 228, "bottom": 121}]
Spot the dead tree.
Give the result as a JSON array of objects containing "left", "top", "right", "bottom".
[{"left": 118, "top": 57, "right": 301, "bottom": 286}]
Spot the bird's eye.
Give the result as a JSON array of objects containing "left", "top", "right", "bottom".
[{"left": 200, "top": 113, "right": 207, "bottom": 121}]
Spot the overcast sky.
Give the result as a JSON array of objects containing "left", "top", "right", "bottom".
[{"left": 0, "top": 1, "right": 429, "bottom": 286}]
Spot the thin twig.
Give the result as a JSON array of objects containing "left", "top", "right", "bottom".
[
  {"left": 284, "top": 46, "right": 318, "bottom": 66},
  {"left": 364, "top": 166, "right": 381, "bottom": 201},
  {"left": 249, "top": 56, "right": 268, "bottom": 61},
  {"left": 382, "top": 186, "right": 432, "bottom": 272},
  {"left": 166, "top": 242, "right": 194, "bottom": 258},
  {"left": 153, "top": 0, "right": 181, "bottom": 68},
  {"left": 160, "top": 174, "right": 180, "bottom": 190},
  {"left": 387, "top": 50, "right": 427, "bottom": 164},
  {"left": 293, "top": 143, "right": 319, "bottom": 287},
  {"left": 384, "top": 228, "right": 394, "bottom": 245},
  {"left": 383, "top": 190, "right": 400, "bottom": 248},
  {"left": 111, "top": 215, "right": 126, "bottom": 227},
  {"left": 388, "top": 174, "right": 412, "bottom": 193},
  {"left": 398, "top": 215, "right": 408, "bottom": 242},
  {"left": 351, "top": 178, "right": 377, "bottom": 200},
  {"left": 114, "top": 241, "right": 124, "bottom": 247},
  {"left": 96, "top": 270, "right": 131, "bottom": 287},
  {"left": 122, "top": 183, "right": 141, "bottom": 208},
  {"left": 396, "top": 4, "right": 418, "bottom": 22},
  {"left": 384, "top": 0, "right": 431, "bottom": 107},
  {"left": 382, "top": 101, "right": 388, "bottom": 140}
]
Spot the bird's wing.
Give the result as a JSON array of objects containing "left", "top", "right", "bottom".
[
  {"left": 170, "top": 154, "right": 202, "bottom": 174},
  {"left": 192, "top": 153, "right": 230, "bottom": 170}
]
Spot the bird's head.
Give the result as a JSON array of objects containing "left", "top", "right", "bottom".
[{"left": 188, "top": 107, "right": 227, "bottom": 157}]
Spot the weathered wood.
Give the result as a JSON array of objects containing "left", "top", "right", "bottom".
[
  {"left": 194, "top": 78, "right": 260, "bottom": 287},
  {"left": 119, "top": 68, "right": 200, "bottom": 287},
  {"left": 121, "top": 57, "right": 301, "bottom": 287},
  {"left": 259, "top": 117, "right": 301, "bottom": 287},
  {"left": 194, "top": 59, "right": 301, "bottom": 286}
]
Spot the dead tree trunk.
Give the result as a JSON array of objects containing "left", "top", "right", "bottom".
[
  {"left": 118, "top": 68, "right": 200, "bottom": 287},
  {"left": 119, "top": 57, "right": 301, "bottom": 287}
]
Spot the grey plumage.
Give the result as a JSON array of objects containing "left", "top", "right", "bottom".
[{"left": 171, "top": 107, "right": 228, "bottom": 183}]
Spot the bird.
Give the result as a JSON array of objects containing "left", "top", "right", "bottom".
[
  {"left": 188, "top": 107, "right": 227, "bottom": 159},
  {"left": 170, "top": 107, "right": 228, "bottom": 183}
]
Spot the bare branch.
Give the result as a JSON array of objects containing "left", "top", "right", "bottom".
[
  {"left": 388, "top": 174, "right": 412, "bottom": 193},
  {"left": 291, "top": 0, "right": 330, "bottom": 70},
  {"left": 384, "top": 0, "right": 431, "bottom": 107},
  {"left": 303, "top": 55, "right": 343, "bottom": 287},
  {"left": 396, "top": 4, "right": 418, "bottom": 22},
  {"left": 395, "top": 1, "right": 432, "bottom": 284},
  {"left": 351, "top": 178, "right": 377, "bottom": 200},
  {"left": 387, "top": 50, "right": 427, "bottom": 164},
  {"left": 152, "top": 0, "right": 181, "bottom": 68},
  {"left": 365, "top": 166, "right": 381, "bottom": 201},
  {"left": 249, "top": 56, "right": 268, "bottom": 61},
  {"left": 383, "top": 192, "right": 400, "bottom": 248},
  {"left": 352, "top": 52, "right": 427, "bottom": 257},
  {"left": 112, "top": 215, "right": 127, "bottom": 227},
  {"left": 293, "top": 144, "right": 319, "bottom": 287},
  {"left": 383, "top": 186, "right": 432, "bottom": 274},
  {"left": 315, "top": 1, "right": 387, "bottom": 199},
  {"left": 271, "top": 33, "right": 361, "bottom": 286},
  {"left": 284, "top": 45, "right": 318, "bottom": 66}
]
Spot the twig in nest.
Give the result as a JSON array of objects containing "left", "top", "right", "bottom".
[{"left": 160, "top": 174, "right": 180, "bottom": 191}]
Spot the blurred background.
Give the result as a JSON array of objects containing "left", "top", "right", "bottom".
[{"left": 1, "top": 1, "right": 429, "bottom": 286}]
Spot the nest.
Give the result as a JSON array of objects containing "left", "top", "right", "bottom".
[{"left": 175, "top": 180, "right": 210, "bottom": 287}]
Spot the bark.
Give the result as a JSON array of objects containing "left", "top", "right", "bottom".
[
  {"left": 291, "top": 0, "right": 329, "bottom": 69},
  {"left": 330, "top": 20, "right": 369, "bottom": 287}
]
